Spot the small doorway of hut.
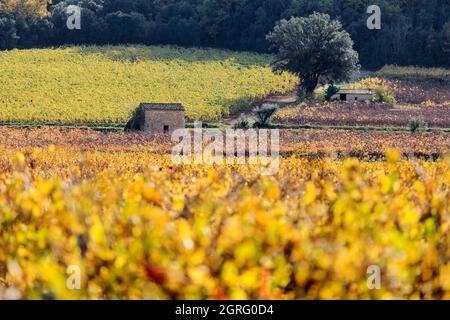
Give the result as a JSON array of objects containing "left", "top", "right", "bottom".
[
  {"left": 163, "top": 125, "right": 169, "bottom": 133},
  {"left": 340, "top": 94, "right": 347, "bottom": 101}
]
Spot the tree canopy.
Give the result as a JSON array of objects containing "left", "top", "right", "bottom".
[
  {"left": 267, "top": 13, "right": 359, "bottom": 94},
  {"left": 0, "top": 0, "right": 449, "bottom": 69}
]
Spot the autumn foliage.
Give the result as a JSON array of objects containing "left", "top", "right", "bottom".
[
  {"left": 0, "top": 129, "right": 450, "bottom": 299},
  {"left": 0, "top": 46, "right": 297, "bottom": 123}
]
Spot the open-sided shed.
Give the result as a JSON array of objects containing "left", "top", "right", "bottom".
[{"left": 331, "top": 89, "right": 373, "bottom": 102}]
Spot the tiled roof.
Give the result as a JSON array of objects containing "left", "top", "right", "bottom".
[{"left": 139, "top": 103, "right": 184, "bottom": 111}]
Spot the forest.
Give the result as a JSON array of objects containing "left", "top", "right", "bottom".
[{"left": 0, "top": 0, "right": 449, "bottom": 68}]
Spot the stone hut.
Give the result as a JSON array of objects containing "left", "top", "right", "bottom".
[
  {"left": 331, "top": 89, "right": 373, "bottom": 102},
  {"left": 135, "top": 103, "right": 185, "bottom": 135}
]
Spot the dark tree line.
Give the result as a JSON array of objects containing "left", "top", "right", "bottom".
[{"left": 1, "top": 0, "right": 449, "bottom": 68}]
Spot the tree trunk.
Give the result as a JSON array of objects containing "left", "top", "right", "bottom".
[{"left": 300, "top": 74, "right": 319, "bottom": 94}]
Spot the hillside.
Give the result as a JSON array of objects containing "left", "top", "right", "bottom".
[{"left": 0, "top": 45, "right": 297, "bottom": 124}]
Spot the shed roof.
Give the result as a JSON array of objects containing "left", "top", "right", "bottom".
[
  {"left": 338, "top": 89, "right": 373, "bottom": 94},
  {"left": 139, "top": 103, "right": 184, "bottom": 111}
]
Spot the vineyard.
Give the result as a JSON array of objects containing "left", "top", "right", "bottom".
[
  {"left": 274, "top": 102, "right": 450, "bottom": 128},
  {"left": 1, "top": 44, "right": 450, "bottom": 301},
  {"left": 275, "top": 76, "right": 450, "bottom": 129},
  {"left": 0, "top": 128, "right": 449, "bottom": 158},
  {"left": 377, "top": 65, "right": 450, "bottom": 79},
  {"left": 0, "top": 128, "right": 448, "bottom": 299},
  {"left": 0, "top": 132, "right": 449, "bottom": 299},
  {"left": 347, "top": 77, "right": 450, "bottom": 105},
  {"left": 0, "top": 46, "right": 297, "bottom": 123}
]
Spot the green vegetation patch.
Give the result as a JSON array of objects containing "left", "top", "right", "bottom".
[{"left": 0, "top": 45, "right": 297, "bottom": 123}]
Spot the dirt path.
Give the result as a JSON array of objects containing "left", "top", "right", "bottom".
[{"left": 222, "top": 91, "right": 298, "bottom": 126}]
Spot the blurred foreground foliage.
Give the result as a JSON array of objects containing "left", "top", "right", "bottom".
[{"left": 0, "top": 147, "right": 450, "bottom": 299}]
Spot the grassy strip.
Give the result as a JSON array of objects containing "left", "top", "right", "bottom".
[
  {"left": 2, "top": 121, "right": 450, "bottom": 134},
  {"left": 268, "top": 123, "right": 450, "bottom": 133},
  {"left": 0, "top": 122, "right": 126, "bottom": 132},
  {"left": 187, "top": 123, "right": 450, "bottom": 133},
  {"left": 185, "top": 122, "right": 226, "bottom": 129},
  {"left": 0, "top": 122, "right": 224, "bottom": 132}
]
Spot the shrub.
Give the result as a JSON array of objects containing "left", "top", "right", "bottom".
[
  {"left": 373, "top": 85, "right": 396, "bottom": 104},
  {"left": 233, "top": 114, "right": 252, "bottom": 129},
  {"left": 252, "top": 104, "right": 279, "bottom": 128},
  {"left": 324, "top": 83, "right": 340, "bottom": 101},
  {"left": 409, "top": 117, "right": 427, "bottom": 133}
]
